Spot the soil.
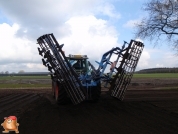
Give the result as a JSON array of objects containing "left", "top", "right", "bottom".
[{"left": 0, "top": 78, "right": 178, "bottom": 134}]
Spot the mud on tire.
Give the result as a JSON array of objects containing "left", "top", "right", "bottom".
[
  {"left": 52, "top": 81, "right": 55, "bottom": 98},
  {"left": 54, "top": 81, "right": 69, "bottom": 105}
]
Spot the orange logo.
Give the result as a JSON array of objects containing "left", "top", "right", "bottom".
[{"left": 1, "top": 116, "right": 19, "bottom": 133}]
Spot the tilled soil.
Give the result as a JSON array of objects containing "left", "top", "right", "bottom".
[{"left": 0, "top": 88, "right": 178, "bottom": 134}]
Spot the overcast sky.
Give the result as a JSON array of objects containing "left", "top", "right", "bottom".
[{"left": 0, "top": 0, "right": 178, "bottom": 73}]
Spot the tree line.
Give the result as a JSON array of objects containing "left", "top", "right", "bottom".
[{"left": 137, "top": 67, "right": 178, "bottom": 73}]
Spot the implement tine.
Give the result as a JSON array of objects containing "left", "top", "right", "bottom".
[
  {"left": 110, "top": 40, "right": 144, "bottom": 100},
  {"left": 37, "top": 33, "right": 85, "bottom": 104}
]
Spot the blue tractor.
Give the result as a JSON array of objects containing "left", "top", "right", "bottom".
[{"left": 37, "top": 33, "right": 144, "bottom": 105}]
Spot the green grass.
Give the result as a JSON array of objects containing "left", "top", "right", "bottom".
[
  {"left": 0, "top": 83, "right": 51, "bottom": 88},
  {"left": 0, "top": 76, "right": 51, "bottom": 89},
  {"left": 0, "top": 73, "right": 178, "bottom": 89},
  {"left": 0, "top": 76, "right": 51, "bottom": 80},
  {"left": 133, "top": 73, "right": 178, "bottom": 78}
]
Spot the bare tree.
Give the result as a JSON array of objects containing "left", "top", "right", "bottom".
[
  {"left": 135, "top": 0, "right": 178, "bottom": 51},
  {"left": 18, "top": 70, "right": 25, "bottom": 74},
  {"left": 5, "top": 71, "right": 9, "bottom": 74},
  {"left": 0, "top": 71, "right": 4, "bottom": 74}
]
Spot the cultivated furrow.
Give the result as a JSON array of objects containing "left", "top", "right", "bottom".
[
  {"left": 124, "top": 90, "right": 178, "bottom": 101},
  {"left": 0, "top": 94, "right": 19, "bottom": 100},
  {"left": 0, "top": 94, "right": 40, "bottom": 118},
  {"left": 0, "top": 94, "right": 29, "bottom": 105}
]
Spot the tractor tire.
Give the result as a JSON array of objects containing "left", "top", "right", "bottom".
[
  {"left": 54, "top": 81, "right": 69, "bottom": 105},
  {"left": 91, "top": 82, "right": 101, "bottom": 102},
  {"left": 52, "top": 81, "right": 55, "bottom": 98}
]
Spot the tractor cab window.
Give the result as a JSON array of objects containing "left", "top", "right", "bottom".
[{"left": 72, "top": 59, "right": 86, "bottom": 70}]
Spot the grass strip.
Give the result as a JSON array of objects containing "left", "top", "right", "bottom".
[
  {"left": 0, "top": 83, "right": 51, "bottom": 89},
  {"left": 0, "top": 76, "right": 51, "bottom": 80},
  {"left": 133, "top": 73, "right": 178, "bottom": 78}
]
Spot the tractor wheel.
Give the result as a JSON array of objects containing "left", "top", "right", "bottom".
[
  {"left": 52, "top": 81, "right": 55, "bottom": 98},
  {"left": 54, "top": 82, "right": 69, "bottom": 104},
  {"left": 91, "top": 82, "right": 101, "bottom": 102}
]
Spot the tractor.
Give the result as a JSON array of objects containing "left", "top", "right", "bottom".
[
  {"left": 52, "top": 54, "right": 101, "bottom": 104},
  {"left": 37, "top": 33, "right": 144, "bottom": 105}
]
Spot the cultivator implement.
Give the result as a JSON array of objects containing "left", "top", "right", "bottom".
[
  {"left": 95, "top": 42, "right": 126, "bottom": 82},
  {"left": 36, "top": 33, "right": 144, "bottom": 104},
  {"left": 94, "top": 40, "right": 144, "bottom": 100},
  {"left": 110, "top": 40, "right": 144, "bottom": 100},
  {"left": 37, "top": 34, "right": 85, "bottom": 105}
]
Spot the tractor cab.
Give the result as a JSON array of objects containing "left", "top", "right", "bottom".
[{"left": 67, "top": 54, "right": 89, "bottom": 74}]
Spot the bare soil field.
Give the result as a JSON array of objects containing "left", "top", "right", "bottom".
[{"left": 0, "top": 78, "right": 178, "bottom": 134}]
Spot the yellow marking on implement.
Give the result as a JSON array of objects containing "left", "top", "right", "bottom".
[{"left": 74, "top": 55, "right": 82, "bottom": 58}]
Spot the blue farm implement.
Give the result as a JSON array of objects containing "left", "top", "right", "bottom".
[{"left": 37, "top": 33, "right": 144, "bottom": 105}]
